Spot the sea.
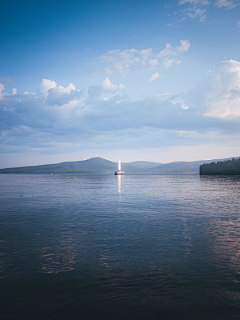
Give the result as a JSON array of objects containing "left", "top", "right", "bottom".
[{"left": 0, "top": 173, "right": 240, "bottom": 320}]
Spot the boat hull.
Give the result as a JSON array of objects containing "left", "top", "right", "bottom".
[{"left": 114, "top": 171, "right": 124, "bottom": 175}]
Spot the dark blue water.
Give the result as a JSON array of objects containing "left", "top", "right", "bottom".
[{"left": 0, "top": 174, "right": 240, "bottom": 319}]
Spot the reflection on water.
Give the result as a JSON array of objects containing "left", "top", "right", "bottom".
[
  {"left": 1, "top": 173, "right": 240, "bottom": 319},
  {"left": 210, "top": 219, "right": 240, "bottom": 271},
  {"left": 117, "top": 175, "right": 122, "bottom": 194},
  {"left": 41, "top": 239, "right": 77, "bottom": 273},
  {"left": 117, "top": 175, "right": 122, "bottom": 202}
]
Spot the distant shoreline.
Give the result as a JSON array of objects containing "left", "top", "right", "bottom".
[
  {"left": 200, "top": 158, "right": 240, "bottom": 175},
  {"left": 1, "top": 156, "right": 240, "bottom": 175}
]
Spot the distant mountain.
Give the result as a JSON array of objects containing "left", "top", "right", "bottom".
[
  {"left": 150, "top": 157, "right": 240, "bottom": 175},
  {"left": 124, "top": 161, "right": 162, "bottom": 169},
  {"left": 0, "top": 157, "right": 116, "bottom": 174},
  {"left": 0, "top": 156, "right": 239, "bottom": 174},
  {"left": 150, "top": 160, "right": 204, "bottom": 174},
  {"left": 0, "top": 157, "right": 162, "bottom": 174}
]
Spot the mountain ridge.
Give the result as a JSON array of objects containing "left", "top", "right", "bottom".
[{"left": 0, "top": 156, "right": 239, "bottom": 174}]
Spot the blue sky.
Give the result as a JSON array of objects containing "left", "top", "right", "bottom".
[{"left": 1, "top": 0, "right": 240, "bottom": 167}]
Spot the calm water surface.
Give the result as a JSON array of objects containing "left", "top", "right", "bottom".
[{"left": 0, "top": 174, "right": 240, "bottom": 319}]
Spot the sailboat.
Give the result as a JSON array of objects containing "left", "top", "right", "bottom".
[{"left": 114, "top": 157, "right": 124, "bottom": 175}]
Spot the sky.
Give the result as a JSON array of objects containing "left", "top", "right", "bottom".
[{"left": 1, "top": 0, "right": 240, "bottom": 168}]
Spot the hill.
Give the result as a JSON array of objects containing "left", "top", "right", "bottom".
[
  {"left": 200, "top": 158, "right": 240, "bottom": 175},
  {"left": 0, "top": 157, "right": 239, "bottom": 174},
  {"left": 123, "top": 161, "right": 162, "bottom": 169},
  {"left": 0, "top": 157, "right": 116, "bottom": 174},
  {"left": 150, "top": 157, "right": 239, "bottom": 175},
  {"left": 0, "top": 158, "right": 162, "bottom": 174},
  {"left": 150, "top": 160, "right": 207, "bottom": 175}
]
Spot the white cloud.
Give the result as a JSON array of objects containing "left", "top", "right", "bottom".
[
  {"left": 47, "top": 82, "right": 82, "bottom": 106},
  {"left": 178, "top": 0, "right": 240, "bottom": 7},
  {"left": 101, "top": 78, "right": 118, "bottom": 91},
  {"left": 148, "top": 59, "right": 159, "bottom": 69},
  {"left": 0, "top": 77, "right": 11, "bottom": 83},
  {"left": 24, "top": 91, "right": 35, "bottom": 95},
  {"left": 237, "top": 21, "right": 240, "bottom": 27},
  {"left": 177, "top": 39, "right": 190, "bottom": 53},
  {"left": 157, "top": 40, "right": 190, "bottom": 58},
  {"left": 38, "top": 79, "right": 57, "bottom": 96},
  {"left": 177, "top": 0, "right": 209, "bottom": 21},
  {"left": 91, "top": 67, "right": 113, "bottom": 75},
  {"left": 98, "top": 48, "right": 139, "bottom": 62},
  {"left": 177, "top": 0, "right": 239, "bottom": 23},
  {"left": 91, "top": 40, "right": 190, "bottom": 75},
  {"left": 181, "top": 7, "right": 207, "bottom": 21},
  {"left": 0, "top": 83, "right": 5, "bottom": 95},
  {"left": 0, "top": 83, "right": 15, "bottom": 101},
  {"left": 184, "top": 60, "right": 240, "bottom": 117},
  {"left": 139, "top": 48, "right": 153, "bottom": 59},
  {"left": 3, "top": 69, "right": 240, "bottom": 160},
  {"left": 163, "top": 58, "right": 175, "bottom": 69},
  {"left": 178, "top": 0, "right": 210, "bottom": 4},
  {"left": 88, "top": 79, "right": 124, "bottom": 98},
  {"left": 148, "top": 72, "right": 160, "bottom": 82},
  {"left": 214, "top": 0, "right": 240, "bottom": 9},
  {"left": 154, "top": 93, "right": 172, "bottom": 102},
  {"left": 0, "top": 79, "right": 81, "bottom": 107},
  {"left": 119, "top": 84, "right": 125, "bottom": 89},
  {"left": 57, "top": 83, "right": 76, "bottom": 94},
  {"left": 157, "top": 43, "right": 174, "bottom": 58}
]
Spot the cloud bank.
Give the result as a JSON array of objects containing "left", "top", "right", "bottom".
[
  {"left": 184, "top": 60, "right": 240, "bottom": 118},
  {"left": 1, "top": 60, "right": 240, "bottom": 156}
]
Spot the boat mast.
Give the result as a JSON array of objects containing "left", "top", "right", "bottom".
[{"left": 118, "top": 157, "right": 121, "bottom": 171}]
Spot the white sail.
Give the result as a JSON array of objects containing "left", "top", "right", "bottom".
[
  {"left": 114, "top": 156, "right": 124, "bottom": 175},
  {"left": 118, "top": 158, "right": 121, "bottom": 171}
]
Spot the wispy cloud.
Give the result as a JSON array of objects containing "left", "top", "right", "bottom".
[
  {"left": 178, "top": 0, "right": 240, "bottom": 7},
  {"left": 177, "top": 0, "right": 210, "bottom": 21},
  {"left": 214, "top": 0, "right": 240, "bottom": 9},
  {"left": 178, "top": 0, "right": 210, "bottom": 4},
  {"left": 90, "top": 40, "right": 190, "bottom": 75},
  {"left": 157, "top": 40, "right": 190, "bottom": 57},
  {"left": 177, "top": 0, "right": 239, "bottom": 22},
  {"left": 181, "top": 7, "right": 207, "bottom": 21},
  {"left": 0, "top": 77, "right": 12, "bottom": 84},
  {"left": 148, "top": 72, "right": 160, "bottom": 82}
]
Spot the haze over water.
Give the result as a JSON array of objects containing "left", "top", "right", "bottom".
[{"left": 1, "top": 173, "right": 240, "bottom": 319}]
